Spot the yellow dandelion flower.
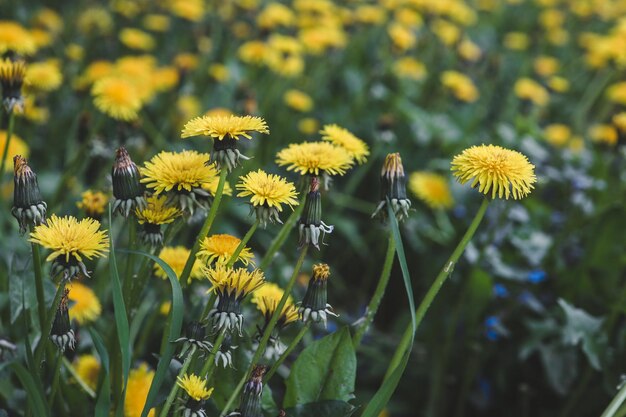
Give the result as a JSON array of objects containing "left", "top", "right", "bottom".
[
  {"left": 238, "top": 41, "right": 267, "bottom": 65},
  {"left": 589, "top": 124, "right": 618, "bottom": 146},
  {"left": 24, "top": 59, "right": 62, "bottom": 92},
  {"left": 181, "top": 114, "right": 269, "bottom": 140},
  {"left": 92, "top": 76, "right": 142, "bottom": 121},
  {"left": 177, "top": 374, "right": 214, "bottom": 401},
  {"left": 457, "top": 38, "right": 481, "bottom": 61},
  {"left": 354, "top": 5, "right": 387, "bottom": 25},
  {"left": 284, "top": 89, "right": 313, "bottom": 112},
  {"left": 142, "top": 14, "right": 171, "bottom": 32},
  {"left": 257, "top": 3, "right": 295, "bottom": 29},
  {"left": 197, "top": 234, "right": 254, "bottom": 266},
  {"left": 514, "top": 78, "right": 549, "bottom": 106},
  {"left": 73, "top": 354, "right": 100, "bottom": 390},
  {"left": 140, "top": 150, "right": 218, "bottom": 194},
  {"left": 504, "top": 32, "right": 529, "bottom": 50},
  {"left": 174, "top": 53, "right": 199, "bottom": 71},
  {"left": 30, "top": 214, "right": 109, "bottom": 264},
  {"left": 607, "top": 82, "right": 626, "bottom": 105},
  {"left": 251, "top": 282, "right": 299, "bottom": 327},
  {"left": 393, "top": 57, "right": 427, "bottom": 81},
  {"left": 125, "top": 364, "right": 155, "bottom": 417},
  {"left": 204, "top": 264, "right": 265, "bottom": 300},
  {"left": 612, "top": 112, "right": 626, "bottom": 133},
  {"left": 155, "top": 246, "right": 202, "bottom": 280},
  {"left": 119, "top": 28, "right": 155, "bottom": 51},
  {"left": 77, "top": 7, "right": 114, "bottom": 36},
  {"left": 451, "top": 144, "right": 536, "bottom": 200},
  {"left": 534, "top": 56, "right": 560, "bottom": 77},
  {"left": 21, "top": 96, "right": 49, "bottom": 123},
  {"left": 320, "top": 124, "right": 370, "bottom": 164},
  {"left": 298, "top": 118, "right": 319, "bottom": 135},
  {"left": 236, "top": 169, "right": 299, "bottom": 210},
  {"left": 0, "top": 21, "right": 37, "bottom": 55},
  {"left": 547, "top": 76, "right": 569, "bottom": 93},
  {"left": 276, "top": 141, "right": 354, "bottom": 176},
  {"left": 201, "top": 175, "right": 233, "bottom": 197},
  {"left": 408, "top": 172, "right": 454, "bottom": 210},
  {"left": 135, "top": 195, "right": 181, "bottom": 225},
  {"left": 388, "top": 22, "right": 416, "bottom": 51},
  {"left": 0, "top": 130, "right": 29, "bottom": 172},
  {"left": 543, "top": 124, "right": 571, "bottom": 147},
  {"left": 441, "top": 71, "right": 479, "bottom": 103},
  {"left": 65, "top": 43, "right": 84, "bottom": 61},
  {"left": 77, "top": 190, "right": 109, "bottom": 218},
  {"left": 160, "top": 301, "right": 171, "bottom": 315},
  {"left": 68, "top": 281, "right": 102, "bottom": 324},
  {"left": 33, "top": 9, "right": 64, "bottom": 34},
  {"left": 165, "top": 0, "right": 205, "bottom": 22}
]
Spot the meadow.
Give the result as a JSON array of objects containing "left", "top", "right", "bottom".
[{"left": 1, "top": 1, "right": 626, "bottom": 416}]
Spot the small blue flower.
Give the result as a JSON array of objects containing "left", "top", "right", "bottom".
[
  {"left": 492, "top": 283, "right": 509, "bottom": 298},
  {"left": 485, "top": 329, "right": 499, "bottom": 341},
  {"left": 527, "top": 270, "right": 546, "bottom": 284}
]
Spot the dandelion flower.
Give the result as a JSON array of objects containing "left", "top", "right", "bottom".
[
  {"left": 204, "top": 265, "right": 265, "bottom": 334},
  {"left": 73, "top": 354, "right": 100, "bottom": 390},
  {"left": 197, "top": 234, "right": 254, "bottom": 266},
  {"left": 136, "top": 195, "right": 181, "bottom": 246},
  {"left": 320, "top": 124, "right": 369, "bottom": 164},
  {"left": 30, "top": 215, "right": 109, "bottom": 279},
  {"left": 284, "top": 89, "right": 313, "bottom": 112},
  {"left": 2, "top": 131, "right": 29, "bottom": 171},
  {"left": 125, "top": 364, "right": 155, "bottom": 417},
  {"left": 154, "top": 246, "right": 202, "bottom": 281},
  {"left": 92, "top": 76, "right": 142, "bottom": 121},
  {"left": 451, "top": 144, "right": 536, "bottom": 200},
  {"left": 441, "top": 71, "right": 479, "bottom": 103},
  {"left": 177, "top": 373, "right": 214, "bottom": 401},
  {"left": 0, "top": 21, "right": 36, "bottom": 55},
  {"left": 77, "top": 190, "right": 109, "bottom": 219},
  {"left": 68, "top": 281, "right": 102, "bottom": 325},
  {"left": 276, "top": 141, "right": 354, "bottom": 177},
  {"left": 236, "top": 169, "right": 299, "bottom": 227},
  {"left": 0, "top": 58, "right": 27, "bottom": 112},
  {"left": 140, "top": 150, "right": 219, "bottom": 215},
  {"left": 589, "top": 124, "right": 618, "bottom": 146},
  {"left": 514, "top": 78, "right": 549, "bottom": 106},
  {"left": 408, "top": 172, "right": 454, "bottom": 210},
  {"left": 24, "top": 60, "right": 63, "bottom": 92},
  {"left": 119, "top": 28, "right": 155, "bottom": 51}
]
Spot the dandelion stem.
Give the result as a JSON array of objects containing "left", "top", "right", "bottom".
[
  {"left": 47, "top": 350, "right": 63, "bottom": 407},
  {"left": 600, "top": 380, "right": 626, "bottom": 417},
  {"left": 264, "top": 322, "right": 311, "bottom": 381},
  {"left": 223, "top": 247, "right": 308, "bottom": 415},
  {"left": 31, "top": 243, "right": 47, "bottom": 341},
  {"left": 259, "top": 192, "right": 306, "bottom": 271},
  {"left": 221, "top": 373, "right": 247, "bottom": 417},
  {"left": 159, "top": 345, "right": 197, "bottom": 417},
  {"left": 353, "top": 233, "right": 396, "bottom": 347},
  {"left": 122, "top": 219, "right": 137, "bottom": 311},
  {"left": 0, "top": 110, "right": 15, "bottom": 184},
  {"left": 380, "top": 199, "right": 489, "bottom": 386},
  {"left": 199, "top": 327, "right": 227, "bottom": 380},
  {"left": 226, "top": 219, "right": 259, "bottom": 268},
  {"left": 179, "top": 168, "right": 228, "bottom": 287}
]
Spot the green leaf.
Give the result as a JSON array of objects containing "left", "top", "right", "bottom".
[
  {"left": 283, "top": 327, "right": 356, "bottom": 408},
  {"left": 387, "top": 202, "right": 416, "bottom": 335},
  {"left": 10, "top": 362, "right": 49, "bottom": 417},
  {"left": 121, "top": 249, "right": 184, "bottom": 417},
  {"left": 89, "top": 328, "right": 111, "bottom": 417},
  {"left": 108, "top": 206, "right": 131, "bottom": 416},
  {"left": 284, "top": 400, "right": 357, "bottom": 417},
  {"left": 558, "top": 298, "right": 605, "bottom": 370}
]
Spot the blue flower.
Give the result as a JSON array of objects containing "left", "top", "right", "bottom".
[
  {"left": 527, "top": 270, "right": 546, "bottom": 284},
  {"left": 492, "top": 283, "right": 509, "bottom": 298}
]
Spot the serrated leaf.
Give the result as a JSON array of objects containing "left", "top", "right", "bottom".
[{"left": 283, "top": 327, "right": 356, "bottom": 408}]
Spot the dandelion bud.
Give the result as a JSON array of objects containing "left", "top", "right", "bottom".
[
  {"left": 50, "top": 289, "right": 76, "bottom": 352},
  {"left": 215, "top": 333, "right": 237, "bottom": 368},
  {"left": 299, "top": 263, "right": 337, "bottom": 327},
  {"left": 111, "top": 146, "right": 146, "bottom": 217},
  {"left": 0, "top": 58, "right": 26, "bottom": 113},
  {"left": 11, "top": 155, "right": 47, "bottom": 234},
  {"left": 174, "top": 321, "right": 212, "bottom": 352},
  {"left": 298, "top": 177, "right": 334, "bottom": 249},
  {"left": 372, "top": 153, "right": 411, "bottom": 222},
  {"left": 238, "top": 365, "right": 266, "bottom": 417}
]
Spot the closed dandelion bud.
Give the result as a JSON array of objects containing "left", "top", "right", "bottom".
[
  {"left": 299, "top": 263, "right": 337, "bottom": 327},
  {"left": 372, "top": 153, "right": 412, "bottom": 222},
  {"left": 12, "top": 155, "right": 47, "bottom": 234},
  {"left": 298, "top": 177, "right": 334, "bottom": 249},
  {"left": 238, "top": 366, "right": 266, "bottom": 417},
  {"left": 215, "top": 333, "right": 237, "bottom": 368},
  {"left": 112, "top": 146, "right": 146, "bottom": 217},
  {"left": 50, "top": 289, "right": 76, "bottom": 352},
  {"left": 0, "top": 58, "right": 26, "bottom": 113}
]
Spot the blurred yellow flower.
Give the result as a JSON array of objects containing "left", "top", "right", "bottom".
[
  {"left": 238, "top": 41, "right": 268, "bottom": 65},
  {"left": 251, "top": 282, "right": 299, "bottom": 327},
  {"left": 504, "top": 32, "right": 529, "bottom": 50},
  {"left": 607, "top": 82, "right": 626, "bottom": 105},
  {"left": 612, "top": 112, "right": 626, "bottom": 132},
  {"left": 408, "top": 172, "right": 454, "bottom": 210},
  {"left": 284, "top": 89, "right": 313, "bottom": 112},
  {"left": 164, "top": 0, "right": 205, "bottom": 22},
  {"left": 208, "top": 64, "right": 230, "bottom": 82},
  {"left": 547, "top": 76, "right": 569, "bottom": 93},
  {"left": 25, "top": 59, "right": 63, "bottom": 92},
  {"left": 432, "top": 19, "right": 461, "bottom": 46},
  {"left": 298, "top": 118, "right": 319, "bottom": 135},
  {"left": 68, "top": 281, "right": 102, "bottom": 325},
  {"left": 388, "top": 22, "right": 416, "bottom": 51},
  {"left": 143, "top": 14, "right": 170, "bottom": 32},
  {"left": 589, "top": 124, "right": 618, "bottom": 146},
  {"left": 174, "top": 53, "right": 199, "bottom": 71},
  {"left": 77, "top": 7, "right": 113, "bottom": 36},
  {"left": 155, "top": 246, "right": 202, "bottom": 280},
  {"left": 257, "top": 3, "right": 295, "bottom": 29},
  {"left": 543, "top": 124, "right": 571, "bottom": 147},
  {"left": 457, "top": 38, "right": 481, "bottom": 61},
  {"left": 125, "top": 364, "right": 155, "bottom": 417},
  {"left": 355, "top": 5, "right": 387, "bottom": 25},
  {"left": 92, "top": 76, "right": 142, "bottom": 121},
  {"left": 514, "top": 78, "right": 549, "bottom": 106},
  {"left": 320, "top": 124, "right": 369, "bottom": 164},
  {"left": 77, "top": 190, "right": 109, "bottom": 218},
  {"left": 534, "top": 56, "right": 560, "bottom": 77},
  {"left": 65, "top": 44, "right": 84, "bottom": 61},
  {"left": 393, "top": 57, "right": 427, "bottom": 80},
  {"left": 0, "top": 21, "right": 37, "bottom": 55},
  {"left": 73, "top": 354, "right": 100, "bottom": 390},
  {"left": 441, "top": 71, "right": 479, "bottom": 102},
  {"left": 120, "top": 28, "right": 155, "bottom": 51},
  {"left": 0, "top": 130, "right": 28, "bottom": 172}
]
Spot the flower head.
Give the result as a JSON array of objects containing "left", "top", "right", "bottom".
[
  {"left": 140, "top": 150, "right": 219, "bottom": 214},
  {"left": 72, "top": 355, "right": 100, "bottom": 390},
  {"left": 12, "top": 155, "right": 46, "bottom": 234},
  {"left": 0, "top": 21, "right": 36, "bottom": 55},
  {"left": 125, "top": 364, "right": 155, "bottom": 417},
  {"left": 92, "top": 76, "right": 142, "bottom": 121},
  {"left": 0, "top": 58, "right": 27, "bottom": 112},
  {"left": 197, "top": 234, "right": 254, "bottom": 267},
  {"left": 408, "top": 172, "right": 454, "bottom": 210},
  {"left": 177, "top": 374, "right": 214, "bottom": 401},
  {"left": 68, "top": 281, "right": 102, "bottom": 325},
  {"left": 135, "top": 194, "right": 181, "bottom": 246},
  {"left": 276, "top": 141, "right": 354, "bottom": 177},
  {"left": 252, "top": 282, "right": 299, "bottom": 328},
  {"left": 299, "top": 263, "right": 337, "bottom": 327},
  {"left": 30, "top": 215, "right": 109, "bottom": 279},
  {"left": 451, "top": 144, "right": 536, "bottom": 200},
  {"left": 298, "top": 176, "right": 334, "bottom": 249},
  {"left": 77, "top": 190, "right": 109, "bottom": 219},
  {"left": 112, "top": 147, "right": 146, "bottom": 218},
  {"left": 236, "top": 169, "right": 299, "bottom": 227},
  {"left": 50, "top": 289, "right": 75, "bottom": 352},
  {"left": 372, "top": 153, "right": 412, "bottom": 222},
  {"left": 181, "top": 114, "right": 269, "bottom": 140},
  {"left": 320, "top": 124, "right": 370, "bottom": 164},
  {"left": 24, "top": 60, "right": 62, "bottom": 92},
  {"left": 154, "top": 246, "right": 202, "bottom": 280}
]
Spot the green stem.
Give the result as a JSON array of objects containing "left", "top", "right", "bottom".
[
  {"left": 221, "top": 373, "right": 247, "bottom": 416},
  {"left": 601, "top": 380, "right": 626, "bottom": 417},
  {"left": 47, "top": 351, "right": 62, "bottom": 407},
  {"left": 61, "top": 357, "right": 96, "bottom": 399},
  {"left": 353, "top": 234, "right": 396, "bottom": 346},
  {"left": 123, "top": 220, "right": 137, "bottom": 310},
  {"left": 159, "top": 345, "right": 197, "bottom": 417},
  {"left": 32, "top": 244, "right": 47, "bottom": 339},
  {"left": 199, "top": 328, "right": 227, "bottom": 379},
  {"left": 226, "top": 220, "right": 259, "bottom": 268},
  {"left": 179, "top": 169, "right": 228, "bottom": 286},
  {"left": 383, "top": 198, "right": 489, "bottom": 381},
  {"left": 264, "top": 322, "right": 311, "bottom": 381},
  {"left": 258, "top": 192, "right": 307, "bottom": 271},
  {"left": 35, "top": 281, "right": 68, "bottom": 367},
  {"left": 200, "top": 293, "right": 217, "bottom": 324},
  {"left": 0, "top": 110, "right": 15, "bottom": 183}
]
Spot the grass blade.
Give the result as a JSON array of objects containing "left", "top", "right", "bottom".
[
  {"left": 90, "top": 328, "right": 112, "bottom": 417},
  {"left": 10, "top": 362, "right": 49, "bottom": 417}
]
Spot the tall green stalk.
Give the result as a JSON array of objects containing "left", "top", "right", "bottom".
[
  {"left": 353, "top": 234, "right": 396, "bottom": 346},
  {"left": 31, "top": 244, "right": 47, "bottom": 339},
  {"left": 158, "top": 345, "right": 197, "bottom": 417},
  {"left": 199, "top": 328, "right": 227, "bottom": 379},
  {"left": 264, "top": 322, "right": 311, "bottom": 381},
  {"left": 179, "top": 169, "right": 228, "bottom": 286}
]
